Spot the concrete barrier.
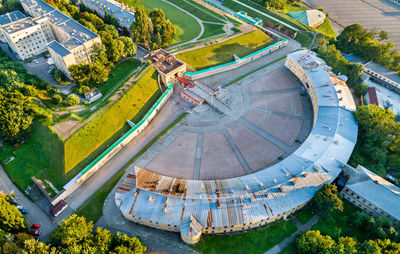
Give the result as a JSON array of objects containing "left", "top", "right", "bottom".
[{"left": 51, "top": 82, "right": 174, "bottom": 206}]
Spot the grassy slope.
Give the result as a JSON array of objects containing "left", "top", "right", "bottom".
[
  {"left": 193, "top": 219, "right": 297, "bottom": 254},
  {"left": 167, "top": 0, "right": 224, "bottom": 23},
  {"left": 177, "top": 30, "right": 273, "bottom": 70},
  {"left": 120, "top": 0, "right": 201, "bottom": 44},
  {"left": 97, "top": 59, "right": 140, "bottom": 98},
  {"left": 0, "top": 124, "right": 65, "bottom": 190},
  {"left": 200, "top": 23, "right": 226, "bottom": 39},
  {"left": 64, "top": 68, "right": 159, "bottom": 173},
  {"left": 317, "top": 18, "right": 336, "bottom": 38},
  {"left": 75, "top": 113, "right": 188, "bottom": 223},
  {"left": 295, "top": 207, "right": 314, "bottom": 224},
  {"left": 310, "top": 200, "right": 364, "bottom": 241}
]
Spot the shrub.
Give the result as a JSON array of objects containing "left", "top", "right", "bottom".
[
  {"left": 65, "top": 94, "right": 80, "bottom": 106},
  {"left": 52, "top": 94, "right": 63, "bottom": 105}
]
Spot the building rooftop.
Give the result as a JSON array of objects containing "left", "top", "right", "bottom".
[
  {"left": 0, "top": 10, "right": 26, "bottom": 26},
  {"left": 20, "top": 0, "right": 100, "bottom": 50},
  {"left": 144, "top": 49, "right": 185, "bottom": 75},
  {"left": 345, "top": 165, "right": 400, "bottom": 222},
  {"left": 47, "top": 40, "right": 72, "bottom": 57},
  {"left": 365, "top": 81, "right": 400, "bottom": 114},
  {"left": 289, "top": 50, "right": 356, "bottom": 110},
  {"left": 288, "top": 10, "right": 325, "bottom": 27},
  {"left": 82, "top": 0, "right": 135, "bottom": 27},
  {"left": 1, "top": 17, "right": 39, "bottom": 34},
  {"left": 115, "top": 50, "right": 358, "bottom": 233}
]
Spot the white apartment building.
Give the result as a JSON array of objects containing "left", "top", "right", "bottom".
[
  {"left": 78, "top": 0, "right": 135, "bottom": 28},
  {"left": 1, "top": 17, "right": 48, "bottom": 60},
  {"left": 0, "top": 10, "right": 27, "bottom": 42}
]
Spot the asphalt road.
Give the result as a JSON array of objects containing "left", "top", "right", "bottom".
[{"left": 0, "top": 165, "right": 57, "bottom": 239}]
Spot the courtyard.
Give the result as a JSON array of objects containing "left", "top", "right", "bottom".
[{"left": 135, "top": 62, "right": 313, "bottom": 180}]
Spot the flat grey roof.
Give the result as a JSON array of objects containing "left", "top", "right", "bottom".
[
  {"left": 345, "top": 165, "right": 400, "bottom": 221},
  {"left": 0, "top": 11, "right": 26, "bottom": 26},
  {"left": 47, "top": 40, "right": 71, "bottom": 57}
]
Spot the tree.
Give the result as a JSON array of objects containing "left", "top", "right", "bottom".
[
  {"left": 65, "top": 94, "right": 80, "bottom": 106},
  {"left": 0, "top": 194, "right": 25, "bottom": 233},
  {"left": 119, "top": 36, "right": 136, "bottom": 57},
  {"left": 334, "top": 236, "right": 358, "bottom": 254},
  {"left": 111, "top": 232, "right": 147, "bottom": 254},
  {"left": 90, "top": 60, "right": 108, "bottom": 84},
  {"left": 351, "top": 105, "right": 400, "bottom": 175},
  {"left": 296, "top": 230, "right": 335, "bottom": 254},
  {"left": 0, "top": 89, "right": 35, "bottom": 144},
  {"left": 312, "top": 184, "right": 343, "bottom": 216},
  {"left": 132, "top": 7, "right": 153, "bottom": 49},
  {"left": 69, "top": 64, "right": 92, "bottom": 86},
  {"left": 149, "top": 9, "right": 176, "bottom": 48},
  {"left": 265, "top": 0, "right": 286, "bottom": 10},
  {"left": 21, "top": 239, "right": 58, "bottom": 254},
  {"left": 50, "top": 214, "right": 93, "bottom": 248},
  {"left": 52, "top": 94, "right": 63, "bottom": 105}
]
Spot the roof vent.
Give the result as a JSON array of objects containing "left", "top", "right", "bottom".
[{"left": 148, "top": 195, "right": 153, "bottom": 201}]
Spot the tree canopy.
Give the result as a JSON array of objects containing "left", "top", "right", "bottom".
[
  {"left": 351, "top": 105, "right": 400, "bottom": 176},
  {"left": 132, "top": 7, "right": 176, "bottom": 50},
  {"left": 336, "top": 24, "right": 400, "bottom": 73},
  {"left": 311, "top": 184, "right": 343, "bottom": 216}
]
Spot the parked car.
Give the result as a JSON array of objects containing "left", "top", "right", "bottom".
[
  {"left": 30, "top": 230, "right": 40, "bottom": 236},
  {"left": 16, "top": 205, "right": 23, "bottom": 210},
  {"left": 30, "top": 224, "right": 40, "bottom": 229},
  {"left": 19, "top": 208, "right": 29, "bottom": 214},
  {"left": 9, "top": 198, "right": 18, "bottom": 205}
]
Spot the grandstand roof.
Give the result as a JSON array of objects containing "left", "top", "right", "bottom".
[
  {"left": 115, "top": 50, "right": 358, "bottom": 234},
  {"left": 288, "top": 10, "right": 325, "bottom": 28}
]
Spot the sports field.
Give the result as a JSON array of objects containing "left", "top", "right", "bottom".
[{"left": 177, "top": 30, "right": 274, "bottom": 70}]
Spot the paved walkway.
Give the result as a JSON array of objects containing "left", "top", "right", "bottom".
[{"left": 264, "top": 215, "right": 319, "bottom": 254}]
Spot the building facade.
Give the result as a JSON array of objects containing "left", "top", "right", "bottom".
[
  {"left": 77, "top": 0, "right": 135, "bottom": 28},
  {"left": 341, "top": 165, "right": 400, "bottom": 224},
  {"left": 9, "top": 0, "right": 103, "bottom": 77},
  {"left": 115, "top": 50, "right": 358, "bottom": 244},
  {"left": 0, "top": 17, "right": 48, "bottom": 60}
]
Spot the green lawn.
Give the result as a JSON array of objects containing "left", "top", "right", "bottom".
[
  {"left": 97, "top": 59, "right": 140, "bottom": 98},
  {"left": 200, "top": 23, "right": 226, "bottom": 39},
  {"left": 282, "top": 3, "right": 307, "bottom": 13},
  {"left": 75, "top": 112, "right": 188, "bottom": 223},
  {"left": 193, "top": 219, "right": 297, "bottom": 254},
  {"left": 64, "top": 68, "right": 160, "bottom": 173},
  {"left": 278, "top": 241, "right": 296, "bottom": 254},
  {"left": 295, "top": 30, "right": 314, "bottom": 47},
  {"left": 311, "top": 200, "right": 364, "bottom": 241},
  {"left": 222, "top": 0, "right": 311, "bottom": 32},
  {"left": 0, "top": 124, "right": 65, "bottom": 190},
  {"left": 295, "top": 207, "right": 314, "bottom": 224},
  {"left": 317, "top": 18, "right": 336, "bottom": 38},
  {"left": 120, "top": 0, "right": 201, "bottom": 44},
  {"left": 167, "top": 0, "right": 225, "bottom": 23},
  {"left": 178, "top": 30, "right": 273, "bottom": 70}
]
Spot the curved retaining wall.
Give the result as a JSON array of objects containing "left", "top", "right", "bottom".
[{"left": 51, "top": 82, "right": 174, "bottom": 206}]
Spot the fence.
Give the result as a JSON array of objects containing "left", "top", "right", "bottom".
[
  {"left": 184, "top": 0, "right": 288, "bottom": 80},
  {"left": 51, "top": 82, "right": 174, "bottom": 206}
]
